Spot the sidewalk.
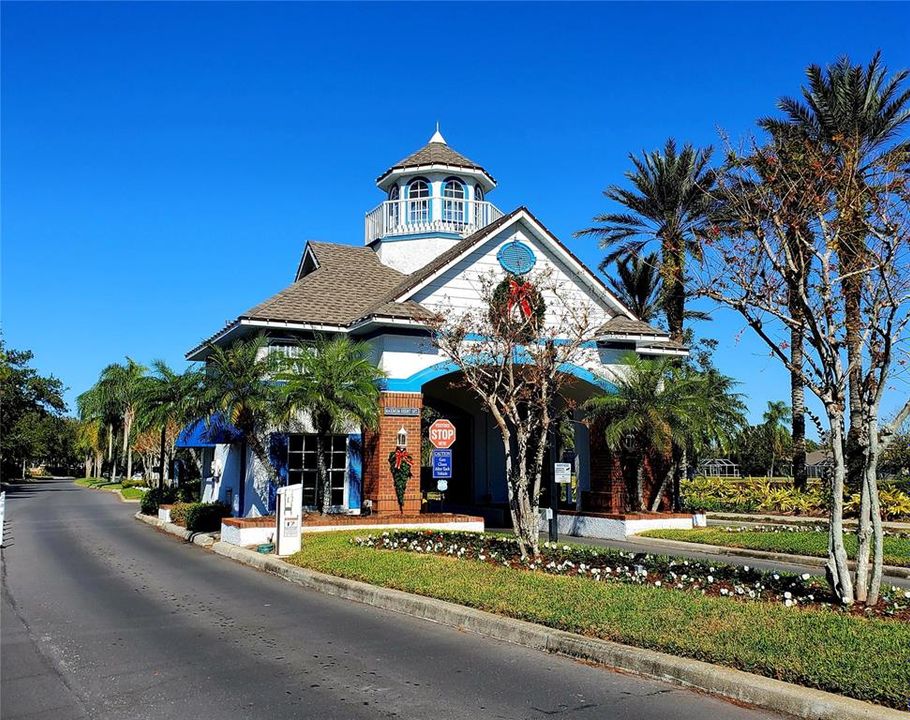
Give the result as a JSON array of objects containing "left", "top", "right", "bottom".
[{"left": 707, "top": 511, "right": 910, "bottom": 533}]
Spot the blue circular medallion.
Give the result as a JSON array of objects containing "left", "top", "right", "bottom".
[{"left": 497, "top": 241, "right": 536, "bottom": 275}]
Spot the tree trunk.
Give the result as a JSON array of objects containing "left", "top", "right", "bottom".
[
  {"left": 158, "top": 425, "right": 167, "bottom": 491},
  {"left": 84, "top": 455, "right": 92, "bottom": 479},
  {"left": 865, "top": 415, "right": 884, "bottom": 605},
  {"left": 825, "top": 414, "right": 854, "bottom": 604},
  {"left": 649, "top": 461, "right": 674, "bottom": 512},
  {"left": 237, "top": 439, "right": 248, "bottom": 517},
  {"left": 315, "top": 432, "right": 330, "bottom": 515},
  {"left": 790, "top": 327, "right": 807, "bottom": 491},
  {"left": 634, "top": 460, "right": 645, "bottom": 511},
  {"left": 107, "top": 423, "right": 114, "bottom": 479},
  {"left": 662, "top": 234, "right": 686, "bottom": 343},
  {"left": 94, "top": 450, "right": 103, "bottom": 479}
]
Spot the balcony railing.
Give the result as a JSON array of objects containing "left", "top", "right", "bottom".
[{"left": 365, "top": 198, "right": 504, "bottom": 244}]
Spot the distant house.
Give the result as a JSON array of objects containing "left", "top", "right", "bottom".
[{"left": 805, "top": 449, "right": 834, "bottom": 478}]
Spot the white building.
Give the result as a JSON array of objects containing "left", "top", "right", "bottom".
[{"left": 180, "top": 129, "right": 686, "bottom": 530}]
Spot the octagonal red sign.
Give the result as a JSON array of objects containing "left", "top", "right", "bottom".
[{"left": 428, "top": 419, "right": 456, "bottom": 449}]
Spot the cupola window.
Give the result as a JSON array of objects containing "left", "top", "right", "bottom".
[
  {"left": 443, "top": 178, "right": 465, "bottom": 224},
  {"left": 388, "top": 185, "right": 400, "bottom": 227},
  {"left": 407, "top": 178, "right": 430, "bottom": 224},
  {"left": 474, "top": 184, "right": 484, "bottom": 203}
]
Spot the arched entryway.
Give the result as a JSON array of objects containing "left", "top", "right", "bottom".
[{"left": 413, "top": 362, "right": 611, "bottom": 526}]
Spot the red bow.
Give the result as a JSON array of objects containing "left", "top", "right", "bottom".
[
  {"left": 392, "top": 447, "right": 412, "bottom": 470},
  {"left": 507, "top": 278, "right": 533, "bottom": 319}
]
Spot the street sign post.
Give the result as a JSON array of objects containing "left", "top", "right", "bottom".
[{"left": 428, "top": 419, "right": 456, "bottom": 449}]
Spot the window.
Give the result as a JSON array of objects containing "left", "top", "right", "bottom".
[
  {"left": 443, "top": 178, "right": 465, "bottom": 224},
  {"left": 388, "top": 185, "right": 400, "bottom": 227},
  {"left": 407, "top": 178, "right": 430, "bottom": 224},
  {"left": 287, "top": 434, "right": 348, "bottom": 508},
  {"left": 474, "top": 184, "right": 484, "bottom": 203}
]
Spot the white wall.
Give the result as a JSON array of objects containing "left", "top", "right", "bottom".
[{"left": 411, "top": 220, "right": 614, "bottom": 331}]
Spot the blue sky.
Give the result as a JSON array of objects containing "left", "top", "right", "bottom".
[{"left": 3, "top": 2, "right": 909, "bottom": 430}]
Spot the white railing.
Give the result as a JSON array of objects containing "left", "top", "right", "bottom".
[{"left": 365, "top": 198, "right": 504, "bottom": 244}]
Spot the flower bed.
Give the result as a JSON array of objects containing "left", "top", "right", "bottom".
[{"left": 353, "top": 530, "right": 910, "bottom": 620}]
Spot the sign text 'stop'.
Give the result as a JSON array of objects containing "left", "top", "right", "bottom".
[{"left": 428, "top": 419, "right": 456, "bottom": 449}]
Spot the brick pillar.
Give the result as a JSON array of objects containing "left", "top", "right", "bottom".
[
  {"left": 363, "top": 392, "right": 423, "bottom": 515},
  {"left": 584, "top": 417, "right": 627, "bottom": 514}
]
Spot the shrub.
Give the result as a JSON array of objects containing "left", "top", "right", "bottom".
[
  {"left": 183, "top": 502, "right": 232, "bottom": 532},
  {"left": 121, "top": 478, "right": 148, "bottom": 489},
  {"left": 880, "top": 487, "right": 910, "bottom": 520},
  {"left": 139, "top": 486, "right": 176, "bottom": 515},
  {"left": 176, "top": 482, "right": 201, "bottom": 503},
  {"left": 169, "top": 502, "right": 194, "bottom": 526}
]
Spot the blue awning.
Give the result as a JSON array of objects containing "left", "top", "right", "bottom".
[{"left": 176, "top": 414, "right": 242, "bottom": 448}]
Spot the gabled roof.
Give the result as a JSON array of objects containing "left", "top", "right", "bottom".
[
  {"left": 379, "top": 206, "right": 637, "bottom": 321},
  {"left": 376, "top": 136, "right": 496, "bottom": 188},
  {"left": 240, "top": 242, "right": 405, "bottom": 326}
]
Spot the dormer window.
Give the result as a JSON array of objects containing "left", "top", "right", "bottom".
[
  {"left": 474, "top": 184, "right": 484, "bottom": 203},
  {"left": 443, "top": 178, "right": 465, "bottom": 224},
  {"left": 407, "top": 178, "right": 430, "bottom": 224}
]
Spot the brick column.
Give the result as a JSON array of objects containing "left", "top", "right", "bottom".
[
  {"left": 584, "top": 417, "right": 627, "bottom": 514},
  {"left": 363, "top": 391, "right": 423, "bottom": 515}
]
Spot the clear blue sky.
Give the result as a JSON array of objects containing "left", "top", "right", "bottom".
[{"left": 3, "top": 2, "right": 909, "bottom": 430}]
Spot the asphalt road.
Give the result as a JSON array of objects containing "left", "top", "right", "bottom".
[{"left": 1, "top": 479, "right": 782, "bottom": 720}]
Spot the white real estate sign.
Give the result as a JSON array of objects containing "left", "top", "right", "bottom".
[
  {"left": 276, "top": 483, "right": 303, "bottom": 556},
  {"left": 554, "top": 463, "right": 572, "bottom": 484}
]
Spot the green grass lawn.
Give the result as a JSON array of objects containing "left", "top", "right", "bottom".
[
  {"left": 73, "top": 478, "right": 146, "bottom": 499},
  {"left": 288, "top": 532, "right": 910, "bottom": 709},
  {"left": 640, "top": 528, "right": 910, "bottom": 568}
]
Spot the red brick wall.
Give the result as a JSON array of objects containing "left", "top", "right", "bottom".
[{"left": 363, "top": 392, "right": 423, "bottom": 514}]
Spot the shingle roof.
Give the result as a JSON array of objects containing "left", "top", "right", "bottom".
[
  {"left": 240, "top": 242, "right": 406, "bottom": 326},
  {"left": 594, "top": 316, "right": 668, "bottom": 337},
  {"left": 376, "top": 141, "right": 495, "bottom": 185}
]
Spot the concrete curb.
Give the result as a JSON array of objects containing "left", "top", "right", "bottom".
[
  {"left": 630, "top": 535, "right": 910, "bottom": 580},
  {"left": 135, "top": 513, "right": 905, "bottom": 720},
  {"left": 134, "top": 512, "right": 217, "bottom": 548},
  {"left": 707, "top": 512, "right": 910, "bottom": 533}
]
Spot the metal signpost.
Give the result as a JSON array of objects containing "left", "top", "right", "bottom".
[
  {"left": 429, "top": 421, "right": 456, "bottom": 510},
  {"left": 276, "top": 483, "right": 303, "bottom": 556},
  {"left": 0, "top": 491, "right": 5, "bottom": 548}
]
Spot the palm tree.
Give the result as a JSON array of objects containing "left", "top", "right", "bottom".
[
  {"left": 74, "top": 418, "right": 103, "bottom": 479},
  {"left": 77, "top": 380, "right": 121, "bottom": 478},
  {"left": 201, "top": 335, "right": 282, "bottom": 514},
  {"left": 577, "top": 139, "right": 716, "bottom": 342},
  {"left": 604, "top": 253, "right": 663, "bottom": 323},
  {"left": 277, "top": 337, "right": 385, "bottom": 514},
  {"left": 761, "top": 400, "right": 792, "bottom": 478},
  {"left": 761, "top": 53, "right": 910, "bottom": 465},
  {"left": 585, "top": 355, "right": 744, "bottom": 511},
  {"left": 97, "top": 358, "right": 147, "bottom": 481},
  {"left": 138, "top": 360, "right": 204, "bottom": 490}
]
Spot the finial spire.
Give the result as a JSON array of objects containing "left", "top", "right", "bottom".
[{"left": 429, "top": 122, "right": 446, "bottom": 145}]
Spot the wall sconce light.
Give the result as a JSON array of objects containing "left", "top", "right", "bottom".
[{"left": 396, "top": 427, "right": 408, "bottom": 448}]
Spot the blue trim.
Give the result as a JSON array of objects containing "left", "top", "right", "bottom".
[
  {"left": 497, "top": 240, "right": 536, "bottom": 275},
  {"left": 378, "top": 231, "right": 462, "bottom": 242},
  {"left": 382, "top": 358, "right": 616, "bottom": 393},
  {"left": 347, "top": 434, "right": 363, "bottom": 510}
]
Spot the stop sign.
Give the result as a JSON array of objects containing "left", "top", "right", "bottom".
[{"left": 429, "top": 419, "right": 456, "bottom": 449}]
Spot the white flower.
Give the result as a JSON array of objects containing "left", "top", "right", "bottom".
[
  {"left": 743, "top": 565, "right": 750, "bottom": 572},
  {"left": 801, "top": 573, "right": 811, "bottom": 581},
  {"left": 720, "top": 588, "right": 729, "bottom": 596},
  {"left": 784, "top": 591, "right": 792, "bottom": 599},
  {"left": 654, "top": 580, "right": 662, "bottom": 587},
  {"left": 707, "top": 575, "right": 714, "bottom": 583},
  {"left": 773, "top": 574, "right": 780, "bottom": 580},
  {"left": 904, "top": 591, "right": 910, "bottom": 599},
  {"left": 784, "top": 599, "right": 793, "bottom": 607}
]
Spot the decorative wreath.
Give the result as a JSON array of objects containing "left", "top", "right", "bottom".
[
  {"left": 388, "top": 447, "right": 414, "bottom": 514},
  {"left": 489, "top": 274, "right": 546, "bottom": 341}
]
